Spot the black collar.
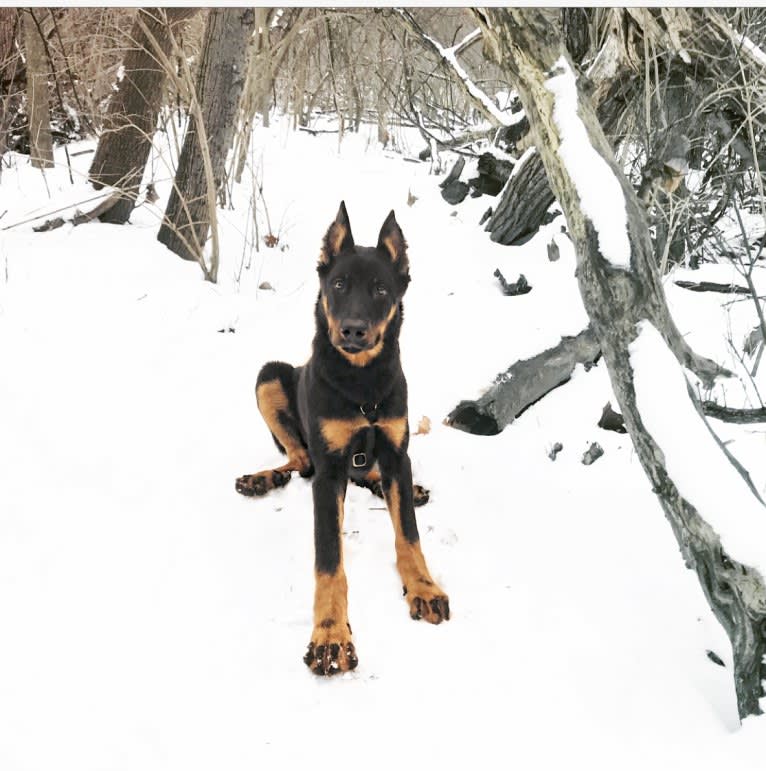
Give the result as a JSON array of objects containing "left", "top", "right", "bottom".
[{"left": 359, "top": 402, "right": 378, "bottom": 423}]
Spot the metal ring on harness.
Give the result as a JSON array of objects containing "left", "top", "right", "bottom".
[{"left": 352, "top": 452, "right": 367, "bottom": 468}]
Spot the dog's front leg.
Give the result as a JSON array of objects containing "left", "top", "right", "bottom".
[
  {"left": 303, "top": 471, "right": 358, "bottom": 675},
  {"left": 378, "top": 449, "right": 450, "bottom": 624}
]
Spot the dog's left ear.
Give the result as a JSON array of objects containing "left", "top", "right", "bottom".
[{"left": 377, "top": 210, "right": 409, "bottom": 273}]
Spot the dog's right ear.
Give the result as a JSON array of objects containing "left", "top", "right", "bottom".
[{"left": 319, "top": 201, "right": 354, "bottom": 266}]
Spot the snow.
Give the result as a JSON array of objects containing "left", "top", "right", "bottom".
[
  {"left": 630, "top": 320, "right": 766, "bottom": 576},
  {"left": 1, "top": 117, "right": 766, "bottom": 770},
  {"left": 545, "top": 56, "right": 632, "bottom": 270}
]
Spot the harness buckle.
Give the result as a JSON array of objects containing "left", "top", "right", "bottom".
[{"left": 352, "top": 452, "right": 367, "bottom": 468}]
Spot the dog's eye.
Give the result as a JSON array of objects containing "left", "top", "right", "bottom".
[
  {"left": 333, "top": 277, "right": 346, "bottom": 291},
  {"left": 374, "top": 284, "right": 388, "bottom": 296}
]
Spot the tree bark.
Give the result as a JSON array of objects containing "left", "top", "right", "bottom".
[
  {"left": 156, "top": 7, "right": 254, "bottom": 279},
  {"left": 88, "top": 8, "right": 198, "bottom": 225},
  {"left": 475, "top": 7, "right": 766, "bottom": 722},
  {"left": 23, "top": 9, "right": 54, "bottom": 169}
]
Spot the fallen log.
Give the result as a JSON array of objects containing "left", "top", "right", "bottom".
[
  {"left": 445, "top": 326, "right": 601, "bottom": 435},
  {"left": 702, "top": 403, "right": 766, "bottom": 423},
  {"left": 675, "top": 280, "right": 751, "bottom": 295}
]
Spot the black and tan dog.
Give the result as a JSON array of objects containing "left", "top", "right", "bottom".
[{"left": 236, "top": 202, "right": 449, "bottom": 675}]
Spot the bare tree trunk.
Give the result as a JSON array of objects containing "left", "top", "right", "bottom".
[
  {"left": 23, "top": 9, "right": 54, "bottom": 169},
  {"left": 0, "top": 8, "right": 21, "bottom": 166},
  {"left": 157, "top": 7, "right": 254, "bottom": 279},
  {"left": 475, "top": 6, "right": 766, "bottom": 722},
  {"left": 88, "top": 7, "right": 198, "bottom": 224}
]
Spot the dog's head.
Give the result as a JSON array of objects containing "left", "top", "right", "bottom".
[{"left": 317, "top": 201, "right": 410, "bottom": 367}]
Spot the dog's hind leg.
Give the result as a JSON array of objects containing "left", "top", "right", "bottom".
[
  {"left": 351, "top": 469, "right": 430, "bottom": 507},
  {"left": 236, "top": 361, "right": 313, "bottom": 497}
]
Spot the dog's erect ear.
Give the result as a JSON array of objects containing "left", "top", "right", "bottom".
[
  {"left": 377, "top": 210, "right": 408, "bottom": 271},
  {"left": 319, "top": 201, "right": 354, "bottom": 266}
]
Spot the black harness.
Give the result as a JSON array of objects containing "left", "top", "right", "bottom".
[{"left": 348, "top": 402, "right": 378, "bottom": 478}]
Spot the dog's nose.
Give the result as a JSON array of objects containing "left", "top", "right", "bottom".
[{"left": 340, "top": 319, "right": 368, "bottom": 342}]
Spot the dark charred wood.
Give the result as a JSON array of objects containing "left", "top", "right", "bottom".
[
  {"left": 581, "top": 442, "right": 604, "bottom": 465},
  {"left": 468, "top": 152, "right": 514, "bottom": 197},
  {"left": 598, "top": 402, "right": 627, "bottom": 433},
  {"left": 439, "top": 157, "right": 465, "bottom": 188},
  {"left": 445, "top": 327, "right": 601, "bottom": 435},
  {"left": 494, "top": 269, "right": 531, "bottom": 296},
  {"left": 441, "top": 180, "right": 469, "bottom": 205},
  {"left": 675, "top": 280, "right": 751, "bottom": 295},
  {"left": 479, "top": 207, "right": 493, "bottom": 227},
  {"left": 702, "top": 403, "right": 766, "bottom": 424},
  {"left": 494, "top": 117, "right": 530, "bottom": 153},
  {"left": 548, "top": 442, "right": 563, "bottom": 461}
]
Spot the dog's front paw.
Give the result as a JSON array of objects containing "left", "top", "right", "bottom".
[
  {"left": 303, "top": 621, "right": 358, "bottom": 676},
  {"left": 235, "top": 469, "right": 292, "bottom": 497},
  {"left": 405, "top": 583, "right": 450, "bottom": 625}
]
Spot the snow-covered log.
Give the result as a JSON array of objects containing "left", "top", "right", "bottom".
[
  {"left": 475, "top": 6, "right": 766, "bottom": 722},
  {"left": 445, "top": 327, "right": 600, "bottom": 435}
]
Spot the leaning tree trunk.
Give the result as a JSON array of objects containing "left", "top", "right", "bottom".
[
  {"left": 486, "top": 7, "right": 766, "bottom": 247},
  {"left": 88, "top": 7, "right": 198, "bottom": 225},
  {"left": 22, "top": 9, "right": 54, "bottom": 169},
  {"left": 156, "top": 7, "right": 254, "bottom": 280},
  {"left": 486, "top": 16, "right": 637, "bottom": 245},
  {"left": 475, "top": 7, "right": 766, "bottom": 722}
]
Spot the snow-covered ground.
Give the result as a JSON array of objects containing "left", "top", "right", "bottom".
[{"left": 1, "top": 120, "right": 766, "bottom": 770}]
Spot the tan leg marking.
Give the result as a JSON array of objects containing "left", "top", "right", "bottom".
[
  {"left": 304, "top": 494, "right": 358, "bottom": 675},
  {"left": 385, "top": 480, "right": 449, "bottom": 623},
  {"left": 256, "top": 379, "right": 310, "bottom": 472},
  {"left": 377, "top": 416, "right": 407, "bottom": 449},
  {"left": 319, "top": 416, "right": 368, "bottom": 453},
  {"left": 236, "top": 378, "right": 310, "bottom": 497}
]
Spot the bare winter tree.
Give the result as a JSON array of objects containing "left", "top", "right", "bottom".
[
  {"left": 473, "top": 7, "right": 766, "bottom": 722},
  {"left": 156, "top": 7, "right": 255, "bottom": 281},
  {"left": 22, "top": 8, "right": 54, "bottom": 169},
  {"left": 0, "top": 8, "right": 21, "bottom": 164},
  {"left": 88, "top": 7, "right": 199, "bottom": 225}
]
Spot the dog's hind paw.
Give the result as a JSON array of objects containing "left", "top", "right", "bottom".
[
  {"left": 352, "top": 478, "right": 430, "bottom": 507},
  {"left": 413, "top": 484, "right": 430, "bottom": 507},
  {"left": 235, "top": 469, "right": 292, "bottom": 497}
]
